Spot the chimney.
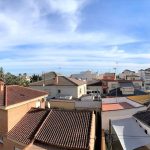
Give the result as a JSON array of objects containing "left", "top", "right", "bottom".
[
  {"left": 0, "top": 80, "right": 4, "bottom": 103},
  {"left": 53, "top": 75, "right": 58, "bottom": 85}
]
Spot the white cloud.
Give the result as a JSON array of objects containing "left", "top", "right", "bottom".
[
  {"left": 0, "top": 0, "right": 149, "bottom": 74},
  {"left": 1, "top": 45, "right": 150, "bottom": 74}
]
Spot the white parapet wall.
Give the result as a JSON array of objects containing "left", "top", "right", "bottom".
[
  {"left": 102, "top": 97, "right": 143, "bottom": 107},
  {"left": 75, "top": 101, "right": 101, "bottom": 110}
]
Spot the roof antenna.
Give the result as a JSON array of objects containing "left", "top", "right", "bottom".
[{"left": 114, "top": 61, "right": 118, "bottom": 103}]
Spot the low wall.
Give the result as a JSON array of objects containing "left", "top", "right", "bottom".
[
  {"left": 102, "top": 97, "right": 142, "bottom": 107},
  {"left": 102, "top": 106, "right": 147, "bottom": 130}
]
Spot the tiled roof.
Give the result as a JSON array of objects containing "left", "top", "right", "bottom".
[
  {"left": 87, "top": 80, "right": 102, "bottom": 86},
  {"left": 133, "top": 110, "right": 150, "bottom": 126},
  {"left": 8, "top": 108, "right": 48, "bottom": 144},
  {"left": 35, "top": 109, "right": 92, "bottom": 150},
  {"left": 30, "top": 76, "right": 85, "bottom": 86},
  {"left": 0, "top": 85, "right": 48, "bottom": 106},
  {"left": 127, "top": 95, "right": 150, "bottom": 104},
  {"left": 8, "top": 108, "right": 93, "bottom": 150}
]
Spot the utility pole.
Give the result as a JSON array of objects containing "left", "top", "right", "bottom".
[{"left": 114, "top": 61, "right": 118, "bottom": 103}]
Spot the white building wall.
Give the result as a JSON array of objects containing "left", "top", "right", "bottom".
[
  {"left": 77, "top": 84, "right": 87, "bottom": 98},
  {"left": 75, "top": 101, "right": 100, "bottom": 110},
  {"left": 30, "top": 85, "right": 86, "bottom": 98},
  {"left": 30, "top": 86, "right": 77, "bottom": 98}
]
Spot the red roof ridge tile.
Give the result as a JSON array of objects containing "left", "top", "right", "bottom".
[{"left": 34, "top": 109, "right": 53, "bottom": 139}]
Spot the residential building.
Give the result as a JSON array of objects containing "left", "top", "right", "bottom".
[
  {"left": 139, "top": 68, "right": 150, "bottom": 91},
  {"left": 30, "top": 74, "right": 86, "bottom": 99},
  {"left": 119, "top": 81, "right": 135, "bottom": 95},
  {"left": 125, "top": 75, "right": 140, "bottom": 80},
  {"left": 119, "top": 69, "right": 137, "bottom": 80},
  {"left": 0, "top": 80, "right": 48, "bottom": 150},
  {"left": 99, "top": 73, "right": 115, "bottom": 80},
  {"left": 71, "top": 70, "right": 99, "bottom": 81},
  {"left": 7, "top": 108, "right": 96, "bottom": 150},
  {"left": 87, "top": 79, "right": 103, "bottom": 94},
  {"left": 105, "top": 80, "right": 143, "bottom": 96}
]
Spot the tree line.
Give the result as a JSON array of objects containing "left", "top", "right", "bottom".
[{"left": 0, "top": 67, "right": 42, "bottom": 86}]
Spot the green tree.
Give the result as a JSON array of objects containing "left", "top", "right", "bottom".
[
  {"left": 30, "top": 74, "right": 42, "bottom": 83},
  {"left": 0, "top": 67, "right": 4, "bottom": 81},
  {"left": 5, "top": 72, "right": 18, "bottom": 85}
]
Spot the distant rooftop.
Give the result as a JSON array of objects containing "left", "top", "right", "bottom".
[
  {"left": 128, "top": 95, "right": 150, "bottom": 105},
  {"left": 87, "top": 79, "right": 102, "bottom": 86},
  {"left": 30, "top": 76, "right": 85, "bottom": 86},
  {"left": 102, "top": 102, "right": 134, "bottom": 111}
]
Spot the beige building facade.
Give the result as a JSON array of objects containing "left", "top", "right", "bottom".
[{"left": 30, "top": 75, "right": 87, "bottom": 99}]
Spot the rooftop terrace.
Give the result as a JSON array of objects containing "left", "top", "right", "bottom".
[{"left": 102, "top": 102, "right": 134, "bottom": 111}]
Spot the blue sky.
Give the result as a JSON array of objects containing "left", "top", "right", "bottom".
[{"left": 0, "top": 0, "right": 150, "bottom": 75}]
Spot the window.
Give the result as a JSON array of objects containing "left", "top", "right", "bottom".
[
  {"left": 0, "top": 135, "right": 3, "bottom": 143},
  {"left": 58, "top": 89, "right": 61, "bottom": 93}
]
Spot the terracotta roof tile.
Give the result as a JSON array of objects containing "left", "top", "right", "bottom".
[
  {"left": 8, "top": 108, "right": 93, "bottom": 150},
  {"left": 0, "top": 85, "right": 48, "bottom": 106},
  {"left": 35, "top": 109, "right": 92, "bottom": 150},
  {"left": 8, "top": 108, "right": 48, "bottom": 144}
]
